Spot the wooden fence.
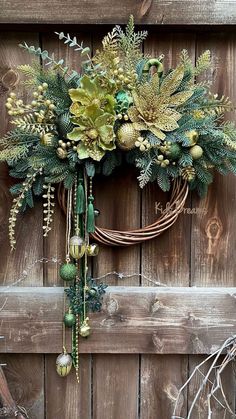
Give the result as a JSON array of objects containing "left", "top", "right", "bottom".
[{"left": 0, "top": 2, "right": 236, "bottom": 418}]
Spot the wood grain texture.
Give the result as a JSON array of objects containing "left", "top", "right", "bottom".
[
  {"left": 0, "top": 286, "right": 236, "bottom": 354},
  {"left": 140, "top": 355, "right": 188, "bottom": 419},
  {"left": 0, "top": 354, "right": 44, "bottom": 419},
  {"left": 1, "top": 1, "right": 236, "bottom": 25},
  {"left": 141, "top": 30, "right": 196, "bottom": 419},
  {"left": 187, "top": 355, "right": 236, "bottom": 418},
  {"left": 142, "top": 31, "right": 195, "bottom": 286},
  {"left": 41, "top": 32, "right": 92, "bottom": 286},
  {"left": 93, "top": 354, "right": 139, "bottom": 419},
  {"left": 45, "top": 354, "right": 91, "bottom": 419},
  {"left": 0, "top": 32, "right": 43, "bottom": 287},
  {"left": 191, "top": 31, "right": 236, "bottom": 287},
  {"left": 93, "top": 29, "right": 141, "bottom": 287}
]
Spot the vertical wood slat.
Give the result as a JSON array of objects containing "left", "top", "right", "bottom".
[
  {"left": 0, "top": 32, "right": 45, "bottom": 418},
  {"left": 0, "top": 32, "right": 43, "bottom": 286},
  {"left": 92, "top": 29, "right": 141, "bottom": 419},
  {"left": 41, "top": 32, "right": 93, "bottom": 419},
  {"left": 188, "top": 30, "right": 236, "bottom": 417},
  {"left": 1, "top": 354, "right": 44, "bottom": 419},
  {"left": 140, "top": 31, "right": 196, "bottom": 419},
  {"left": 93, "top": 354, "right": 139, "bottom": 419}
]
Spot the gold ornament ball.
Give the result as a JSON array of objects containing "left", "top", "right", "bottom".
[
  {"left": 69, "top": 235, "right": 86, "bottom": 259},
  {"left": 190, "top": 145, "right": 203, "bottom": 160},
  {"left": 40, "top": 133, "right": 53, "bottom": 147},
  {"left": 86, "top": 243, "right": 99, "bottom": 257},
  {"left": 79, "top": 318, "right": 91, "bottom": 338},
  {"left": 185, "top": 130, "right": 199, "bottom": 146},
  {"left": 57, "top": 147, "right": 68, "bottom": 159},
  {"left": 116, "top": 123, "right": 139, "bottom": 150},
  {"left": 56, "top": 350, "right": 72, "bottom": 377}
]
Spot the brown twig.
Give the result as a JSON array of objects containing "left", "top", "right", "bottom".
[
  {"left": 0, "top": 366, "right": 28, "bottom": 418},
  {"left": 172, "top": 336, "right": 236, "bottom": 419}
]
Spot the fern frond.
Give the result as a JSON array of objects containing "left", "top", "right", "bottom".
[{"left": 194, "top": 50, "right": 211, "bottom": 76}]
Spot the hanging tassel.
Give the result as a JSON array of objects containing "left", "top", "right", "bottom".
[
  {"left": 87, "top": 195, "right": 95, "bottom": 233},
  {"left": 76, "top": 178, "right": 85, "bottom": 214}
]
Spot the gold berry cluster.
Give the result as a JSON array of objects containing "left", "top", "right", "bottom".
[{"left": 57, "top": 139, "right": 77, "bottom": 159}]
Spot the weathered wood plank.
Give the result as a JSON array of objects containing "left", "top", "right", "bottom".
[
  {"left": 1, "top": 1, "right": 236, "bottom": 25},
  {"left": 0, "top": 354, "right": 44, "bottom": 419},
  {"left": 0, "top": 32, "right": 43, "bottom": 286},
  {"left": 187, "top": 355, "right": 236, "bottom": 419},
  {"left": 140, "top": 355, "right": 188, "bottom": 419},
  {"left": 45, "top": 354, "right": 91, "bottom": 419},
  {"left": 140, "top": 30, "right": 195, "bottom": 418},
  {"left": 0, "top": 286, "right": 235, "bottom": 354},
  {"left": 93, "top": 354, "right": 139, "bottom": 419}
]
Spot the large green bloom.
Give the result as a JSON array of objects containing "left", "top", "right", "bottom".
[
  {"left": 69, "top": 75, "right": 116, "bottom": 116},
  {"left": 67, "top": 105, "right": 115, "bottom": 161}
]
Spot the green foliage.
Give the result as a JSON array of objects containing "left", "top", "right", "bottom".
[{"left": 65, "top": 277, "right": 107, "bottom": 316}]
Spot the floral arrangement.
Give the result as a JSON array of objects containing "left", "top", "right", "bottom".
[{"left": 1, "top": 16, "right": 236, "bottom": 379}]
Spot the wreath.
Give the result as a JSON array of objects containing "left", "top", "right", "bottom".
[{"left": 1, "top": 16, "right": 236, "bottom": 378}]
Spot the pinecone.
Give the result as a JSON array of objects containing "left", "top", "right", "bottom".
[{"left": 181, "top": 166, "right": 196, "bottom": 181}]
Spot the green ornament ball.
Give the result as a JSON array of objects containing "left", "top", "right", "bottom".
[
  {"left": 63, "top": 312, "right": 76, "bottom": 327},
  {"left": 167, "top": 143, "right": 182, "bottom": 160},
  {"left": 60, "top": 262, "right": 78, "bottom": 282},
  {"left": 190, "top": 145, "right": 203, "bottom": 160}
]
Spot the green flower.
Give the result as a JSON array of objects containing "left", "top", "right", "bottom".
[
  {"left": 69, "top": 75, "right": 116, "bottom": 116},
  {"left": 67, "top": 105, "right": 115, "bottom": 161}
]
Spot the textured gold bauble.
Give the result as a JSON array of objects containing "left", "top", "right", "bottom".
[
  {"left": 69, "top": 235, "right": 86, "bottom": 259},
  {"left": 185, "top": 130, "right": 199, "bottom": 146},
  {"left": 57, "top": 147, "right": 68, "bottom": 159},
  {"left": 116, "top": 123, "right": 139, "bottom": 150},
  {"left": 190, "top": 145, "right": 203, "bottom": 160},
  {"left": 40, "top": 133, "right": 53, "bottom": 146},
  {"left": 79, "top": 317, "right": 91, "bottom": 337},
  {"left": 56, "top": 350, "right": 72, "bottom": 377},
  {"left": 86, "top": 243, "right": 99, "bottom": 257}
]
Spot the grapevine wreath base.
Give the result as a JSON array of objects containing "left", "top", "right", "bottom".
[
  {"left": 58, "top": 179, "right": 189, "bottom": 246},
  {"left": 1, "top": 17, "right": 236, "bottom": 380}
]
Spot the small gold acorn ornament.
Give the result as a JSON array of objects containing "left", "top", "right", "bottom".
[
  {"left": 116, "top": 123, "right": 139, "bottom": 150},
  {"left": 79, "top": 317, "right": 91, "bottom": 337},
  {"left": 57, "top": 147, "right": 68, "bottom": 159},
  {"left": 40, "top": 132, "right": 54, "bottom": 146},
  {"left": 56, "top": 348, "right": 72, "bottom": 377},
  {"left": 69, "top": 235, "right": 86, "bottom": 259},
  {"left": 190, "top": 145, "right": 203, "bottom": 160},
  {"left": 86, "top": 243, "right": 99, "bottom": 257},
  {"left": 185, "top": 130, "right": 199, "bottom": 146}
]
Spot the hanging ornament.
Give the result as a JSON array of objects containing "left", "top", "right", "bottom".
[
  {"left": 86, "top": 243, "right": 99, "bottom": 257},
  {"left": 40, "top": 132, "right": 54, "bottom": 146},
  {"left": 56, "top": 348, "right": 73, "bottom": 377},
  {"left": 76, "top": 178, "right": 85, "bottom": 214},
  {"left": 79, "top": 317, "right": 91, "bottom": 337},
  {"left": 88, "top": 287, "right": 97, "bottom": 297},
  {"left": 63, "top": 308, "right": 76, "bottom": 327},
  {"left": 116, "top": 123, "right": 139, "bottom": 150},
  {"left": 185, "top": 130, "right": 199, "bottom": 146},
  {"left": 69, "top": 235, "right": 86, "bottom": 259},
  {"left": 57, "top": 147, "right": 68, "bottom": 159},
  {"left": 86, "top": 177, "right": 95, "bottom": 233},
  {"left": 190, "top": 144, "right": 203, "bottom": 160},
  {"left": 60, "top": 262, "right": 78, "bottom": 282}
]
